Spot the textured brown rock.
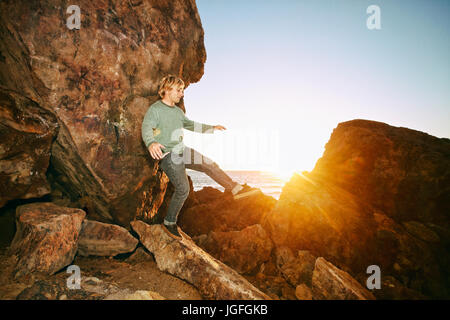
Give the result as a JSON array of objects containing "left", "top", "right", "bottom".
[
  {"left": 402, "top": 221, "right": 440, "bottom": 243},
  {"left": 312, "top": 257, "right": 376, "bottom": 300},
  {"left": 77, "top": 219, "right": 138, "bottom": 257},
  {"left": 194, "top": 224, "right": 273, "bottom": 275},
  {"left": 0, "top": 0, "right": 207, "bottom": 226},
  {"left": 295, "top": 284, "right": 313, "bottom": 300},
  {"left": 130, "top": 220, "right": 271, "bottom": 300},
  {"left": 0, "top": 87, "right": 58, "bottom": 207},
  {"left": 275, "top": 247, "right": 316, "bottom": 287},
  {"left": 9, "top": 202, "right": 85, "bottom": 277}
]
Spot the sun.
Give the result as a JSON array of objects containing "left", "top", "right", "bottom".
[{"left": 273, "top": 167, "right": 297, "bottom": 182}]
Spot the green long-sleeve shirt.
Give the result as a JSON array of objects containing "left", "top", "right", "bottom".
[{"left": 141, "top": 100, "right": 215, "bottom": 155}]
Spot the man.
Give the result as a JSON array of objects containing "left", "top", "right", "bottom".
[{"left": 142, "top": 75, "right": 259, "bottom": 240}]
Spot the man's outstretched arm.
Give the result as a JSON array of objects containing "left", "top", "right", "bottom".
[
  {"left": 182, "top": 113, "right": 226, "bottom": 133},
  {"left": 182, "top": 113, "right": 214, "bottom": 133}
]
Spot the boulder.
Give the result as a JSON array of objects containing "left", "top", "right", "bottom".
[
  {"left": 264, "top": 172, "right": 377, "bottom": 272},
  {"left": 77, "top": 220, "right": 138, "bottom": 257},
  {"left": 263, "top": 120, "right": 450, "bottom": 299},
  {"left": 0, "top": 0, "right": 207, "bottom": 227},
  {"left": 9, "top": 202, "right": 85, "bottom": 277},
  {"left": 312, "top": 119, "right": 450, "bottom": 225},
  {"left": 130, "top": 220, "right": 271, "bottom": 300},
  {"left": 311, "top": 257, "right": 376, "bottom": 300},
  {"left": 194, "top": 224, "right": 273, "bottom": 274}
]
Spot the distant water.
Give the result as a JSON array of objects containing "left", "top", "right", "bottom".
[{"left": 186, "top": 170, "right": 286, "bottom": 200}]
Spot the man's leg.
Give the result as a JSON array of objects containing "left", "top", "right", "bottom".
[
  {"left": 183, "top": 146, "right": 262, "bottom": 199},
  {"left": 158, "top": 152, "right": 190, "bottom": 239},
  {"left": 183, "top": 146, "right": 238, "bottom": 191}
]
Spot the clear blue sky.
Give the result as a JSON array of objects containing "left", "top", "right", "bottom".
[{"left": 183, "top": 0, "right": 450, "bottom": 176}]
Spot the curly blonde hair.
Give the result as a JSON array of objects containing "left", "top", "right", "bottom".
[{"left": 157, "top": 74, "right": 185, "bottom": 99}]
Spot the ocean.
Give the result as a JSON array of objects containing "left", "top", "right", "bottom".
[{"left": 186, "top": 170, "right": 286, "bottom": 200}]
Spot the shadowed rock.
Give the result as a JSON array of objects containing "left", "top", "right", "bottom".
[
  {"left": 77, "top": 219, "right": 138, "bottom": 257},
  {"left": 194, "top": 224, "right": 273, "bottom": 275},
  {"left": 9, "top": 202, "right": 85, "bottom": 278},
  {"left": 0, "top": 87, "right": 58, "bottom": 208},
  {"left": 275, "top": 247, "right": 316, "bottom": 287},
  {"left": 130, "top": 220, "right": 271, "bottom": 300},
  {"left": 179, "top": 186, "right": 276, "bottom": 236}
]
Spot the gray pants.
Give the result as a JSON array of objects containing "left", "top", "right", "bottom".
[{"left": 158, "top": 147, "right": 237, "bottom": 224}]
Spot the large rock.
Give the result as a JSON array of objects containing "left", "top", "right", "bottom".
[
  {"left": 312, "top": 257, "right": 376, "bottom": 300},
  {"left": 9, "top": 202, "right": 85, "bottom": 277},
  {"left": 77, "top": 219, "right": 138, "bottom": 257},
  {"left": 194, "top": 224, "right": 273, "bottom": 274},
  {"left": 0, "top": 0, "right": 207, "bottom": 226},
  {"left": 264, "top": 172, "right": 378, "bottom": 272},
  {"left": 0, "top": 87, "right": 58, "bottom": 208},
  {"left": 312, "top": 119, "right": 450, "bottom": 225},
  {"left": 263, "top": 120, "right": 450, "bottom": 299},
  {"left": 130, "top": 220, "right": 271, "bottom": 300}
]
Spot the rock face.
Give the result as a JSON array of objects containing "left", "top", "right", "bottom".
[
  {"left": 263, "top": 119, "right": 450, "bottom": 299},
  {"left": 0, "top": 87, "right": 58, "bottom": 207},
  {"left": 194, "top": 224, "right": 273, "bottom": 275},
  {"left": 312, "top": 258, "right": 375, "bottom": 300},
  {"left": 9, "top": 202, "right": 85, "bottom": 277},
  {"left": 0, "top": 0, "right": 207, "bottom": 226},
  {"left": 77, "top": 219, "right": 138, "bottom": 257},
  {"left": 130, "top": 220, "right": 271, "bottom": 300}
]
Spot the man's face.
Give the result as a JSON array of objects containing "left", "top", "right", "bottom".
[{"left": 166, "top": 85, "right": 184, "bottom": 104}]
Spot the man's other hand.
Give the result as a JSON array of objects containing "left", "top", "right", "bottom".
[
  {"left": 213, "top": 125, "right": 226, "bottom": 131},
  {"left": 148, "top": 142, "right": 166, "bottom": 160}
]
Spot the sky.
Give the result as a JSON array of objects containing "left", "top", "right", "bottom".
[{"left": 182, "top": 0, "right": 450, "bottom": 179}]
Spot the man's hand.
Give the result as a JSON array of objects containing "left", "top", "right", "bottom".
[
  {"left": 148, "top": 142, "right": 166, "bottom": 160},
  {"left": 213, "top": 125, "right": 226, "bottom": 131}
]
